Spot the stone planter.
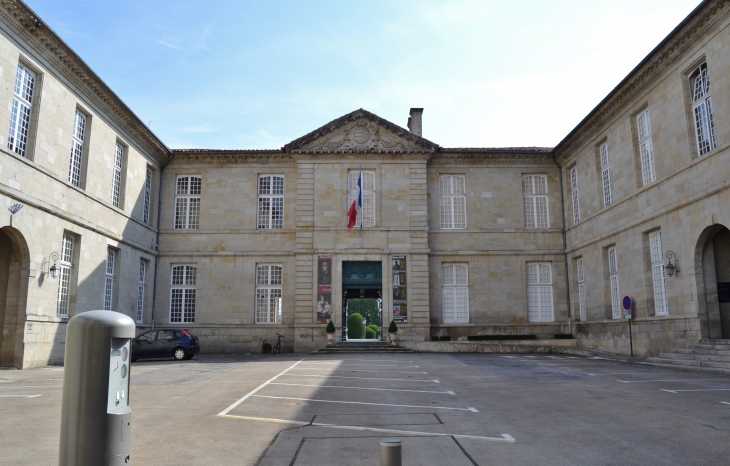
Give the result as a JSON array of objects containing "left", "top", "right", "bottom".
[
  {"left": 388, "top": 332, "right": 397, "bottom": 346},
  {"left": 327, "top": 333, "right": 335, "bottom": 345}
]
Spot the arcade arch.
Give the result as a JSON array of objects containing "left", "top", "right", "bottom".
[{"left": 0, "top": 226, "right": 30, "bottom": 368}]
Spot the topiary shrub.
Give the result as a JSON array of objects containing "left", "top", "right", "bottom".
[
  {"left": 367, "top": 324, "right": 379, "bottom": 338},
  {"left": 347, "top": 313, "right": 365, "bottom": 339},
  {"left": 326, "top": 320, "right": 336, "bottom": 333},
  {"left": 365, "top": 327, "right": 376, "bottom": 339},
  {"left": 388, "top": 320, "right": 398, "bottom": 333}
]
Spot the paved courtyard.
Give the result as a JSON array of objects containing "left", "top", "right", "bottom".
[{"left": 1, "top": 352, "right": 729, "bottom": 465}]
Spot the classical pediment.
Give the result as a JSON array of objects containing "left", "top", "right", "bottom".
[{"left": 284, "top": 109, "right": 438, "bottom": 153}]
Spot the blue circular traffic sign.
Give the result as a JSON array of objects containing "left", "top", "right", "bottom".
[{"left": 622, "top": 296, "right": 632, "bottom": 310}]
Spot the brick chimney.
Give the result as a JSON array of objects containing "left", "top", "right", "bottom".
[{"left": 407, "top": 108, "right": 423, "bottom": 137}]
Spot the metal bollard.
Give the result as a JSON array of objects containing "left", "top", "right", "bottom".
[{"left": 380, "top": 438, "right": 402, "bottom": 466}]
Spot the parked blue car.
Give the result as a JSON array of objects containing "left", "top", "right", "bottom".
[{"left": 131, "top": 328, "right": 200, "bottom": 361}]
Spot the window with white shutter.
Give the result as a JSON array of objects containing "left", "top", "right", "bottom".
[
  {"left": 56, "top": 234, "right": 74, "bottom": 316},
  {"left": 442, "top": 264, "right": 469, "bottom": 323},
  {"left": 608, "top": 248, "right": 620, "bottom": 319},
  {"left": 526, "top": 263, "right": 553, "bottom": 322},
  {"left": 522, "top": 175, "right": 549, "bottom": 229},
  {"left": 7, "top": 64, "right": 35, "bottom": 157},
  {"left": 577, "top": 258, "right": 586, "bottom": 321},
  {"left": 691, "top": 63, "right": 717, "bottom": 156},
  {"left": 600, "top": 142, "right": 612, "bottom": 206},
  {"left": 570, "top": 166, "right": 580, "bottom": 224},
  {"left": 143, "top": 167, "right": 153, "bottom": 224},
  {"left": 257, "top": 175, "right": 284, "bottom": 229},
  {"left": 348, "top": 171, "right": 375, "bottom": 227},
  {"left": 256, "top": 265, "right": 283, "bottom": 323},
  {"left": 170, "top": 265, "right": 196, "bottom": 323},
  {"left": 637, "top": 110, "right": 656, "bottom": 185},
  {"left": 137, "top": 260, "right": 146, "bottom": 323},
  {"left": 439, "top": 175, "right": 466, "bottom": 229},
  {"left": 111, "top": 143, "right": 124, "bottom": 208},
  {"left": 103, "top": 248, "right": 116, "bottom": 311},
  {"left": 649, "top": 231, "right": 668, "bottom": 315},
  {"left": 68, "top": 110, "right": 86, "bottom": 187},
  {"left": 174, "top": 176, "right": 201, "bottom": 229}
]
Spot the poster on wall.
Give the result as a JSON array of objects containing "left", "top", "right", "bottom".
[
  {"left": 317, "top": 255, "right": 333, "bottom": 324},
  {"left": 392, "top": 255, "right": 407, "bottom": 323}
]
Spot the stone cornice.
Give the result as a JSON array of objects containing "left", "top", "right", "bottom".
[
  {"left": 430, "top": 152, "right": 555, "bottom": 165},
  {"left": 291, "top": 152, "right": 432, "bottom": 162},
  {"left": 0, "top": 0, "right": 170, "bottom": 166},
  {"left": 554, "top": 0, "right": 730, "bottom": 162},
  {"left": 169, "top": 153, "right": 294, "bottom": 165}
]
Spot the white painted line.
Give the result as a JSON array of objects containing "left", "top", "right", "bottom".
[
  {"left": 500, "top": 356, "right": 517, "bottom": 358},
  {"left": 523, "top": 356, "right": 537, "bottom": 358},
  {"left": 661, "top": 388, "right": 730, "bottom": 393},
  {"left": 302, "top": 362, "right": 420, "bottom": 368},
  {"left": 280, "top": 374, "right": 439, "bottom": 383},
  {"left": 0, "top": 385, "right": 62, "bottom": 389},
  {"left": 216, "top": 414, "right": 513, "bottom": 442},
  {"left": 41, "top": 368, "right": 64, "bottom": 372},
  {"left": 218, "top": 359, "right": 303, "bottom": 416},
  {"left": 268, "top": 382, "right": 455, "bottom": 395},
  {"left": 251, "top": 395, "right": 479, "bottom": 412},
  {"left": 720, "top": 402, "right": 730, "bottom": 406},
  {"left": 0, "top": 394, "right": 42, "bottom": 398},
  {"left": 305, "top": 359, "right": 414, "bottom": 363},
  {"left": 617, "top": 379, "right": 719, "bottom": 384},
  {"left": 291, "top": 368, "right": 428, "bottom": 374}
]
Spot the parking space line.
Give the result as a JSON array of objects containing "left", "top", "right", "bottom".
[
  {"left": 617, "top": 379, "right": 719, "bottom": 383},
  {"left": 291, "top": 368, "right": 428, "bottom": 374},
  {"left": 305, "top": 358, "right": 414, "bottom": 363},
  {"left": 269, "top": 382, "right": 455, "bottom": 395},
  {"left": 721, "top": 402, "right": 730, "bottom": 406},
  {"left": 251, "top": 395, "right": 479, "bottom": 412},
  {"left": 41, "top": 368, "right": 64, "bottom": 372},
  {"left": 218, "top": 359, "right": 303, "bottom": 416},
  {"left": 0, "top": 394, "right": 42, "bottom": 398},
  {"left": 661, "top": 388, "right": 730, "bottom": 393},
  {"left": 280, "top": 374, "right": 440, "bottom": 383},
  {"left": 300, "top": 362, "right": 419, "bottom": 368},
  {"left": 217, "top": 414, "right": 513, "bottom": 442},
  {"left": 0, "top": 385, "right": 62, "bottom": 389}
]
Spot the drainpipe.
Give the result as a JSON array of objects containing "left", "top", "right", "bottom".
[
  {"left": 150, "top": 161, "right": 166, "bottom": 331},
  {"left": 551, "top": 152, "right": 572, "bottom": 336}
]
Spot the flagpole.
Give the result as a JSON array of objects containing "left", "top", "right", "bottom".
[{"left": 359, "top": 164, "right": 363, "bottom": 248}]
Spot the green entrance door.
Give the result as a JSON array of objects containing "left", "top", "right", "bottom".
[{"left": 341, "top": 262, "right": 382, "bottom": 341}]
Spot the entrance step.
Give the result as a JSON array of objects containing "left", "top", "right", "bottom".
[
  {"left": 643, "top": 338, "right": 730, "bottom": 376},
  {"left": 311, "top": 342, "right": 413, "bottom": 353}
]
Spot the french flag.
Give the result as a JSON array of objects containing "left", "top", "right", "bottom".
[{"left": 347, "top": 170, "right": 362, "bottom": 229}]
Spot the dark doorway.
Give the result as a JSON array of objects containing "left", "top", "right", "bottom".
[
  {"left": 0, "top": 226, "right": 29, "bottom": 368},
  {"left": 341, "top": 261, "right": 382, "bottom": 341},
  {"left": 699, "top": 225, "right": 730, "bottom": 339}
]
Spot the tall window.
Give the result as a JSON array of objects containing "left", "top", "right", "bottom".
[
  {"left": 577, "top": 258, "right": 586, "bottom": 321},
  {"left": 137, "top": 260, "right": 146, "bottom": 323},
  {"left": 174, "top": 176, "right": 201, "bottom": 229},
  {"left": 170, "top": 265, "right": 196, "bottom": 323},
  {"left": 570, "top": 166, "right": 580, "bottom": 224},
  {"left": 68, "top": 110, "right": 86, "bottom": 187},
  {"left": 522, "top": 175, "right": 549, "bottom": 229},
  {"left": 439, "top": 175, "right": 466, "bottom": 229},
  {"left": 56, "top": 234, "right": 74, "bottom": 316},
  {"left": 691, "top": 63, "right": 717, "bottom": 156},
  {"left": 7, "top": 64, "right": 35, "bottom": 157},
  {"left": 608, "top": 247, "right": 620, "bottom": 319},
  {"left": 441, "top": 264, "right": 469, "bottom": 323},
  {"left": 111, "top": 143, "right": 124, "bottom": 207},
  {"left": 649, "top": 231, "right": 668, "bottom": 316},
  {"left": 103, "top": 248, "right": 115, "bottom": 311},
  {"left": 257, "top": 175, "right": 284, "bottom": 229},
  {"left": 143, "top": 167, "right": 153, "bottom": 224},
  {"left": 527, "top": 263, "right": 553, "bottom": 322},
  {"left": 637, "top": 110, "right": 656, "bottom": 185},
  {"left": 600, "top": 142, "right": 612, "bottom": 206},
  {"left": 256, "top": 265, "right": 282, "bottom": 323},
  {"left": 348, "top": 170, "right": 375, "bottom": 227}
]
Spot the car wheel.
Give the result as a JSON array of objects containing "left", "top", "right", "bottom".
[{"left": 173, "top": 347, "right": 187, "bottom": 361}]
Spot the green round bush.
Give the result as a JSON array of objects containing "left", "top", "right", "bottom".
[
  {"left": 347, "top": 313, "right": 365, "bottom": 339},
  {"left": 367, "top": 324, "right": 379, "bottom": 338},
  {"left": 365, "top": 327, "right": 376, "bottom": 339}
]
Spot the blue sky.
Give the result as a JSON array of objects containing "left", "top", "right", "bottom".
[{"left": 27, "top": 0, "right": 701, "bottom": 149}]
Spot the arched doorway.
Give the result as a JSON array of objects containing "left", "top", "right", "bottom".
[
  {"left": 0, "top": 226, "right": 30, "bottom": 368},
  {"left": 696, "top": 224, "right": 730, "bottom": 339}
]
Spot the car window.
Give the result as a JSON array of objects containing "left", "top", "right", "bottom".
[
  {"left": 138, "top": 331, "right": 156, "bottom": 342},
  {"left": 158, "top": 330, "right": 175, "bottom": 340}
]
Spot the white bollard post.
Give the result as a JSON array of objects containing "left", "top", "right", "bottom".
[{"left": 380, "top": 438, "right": 402, "bottom": 466}]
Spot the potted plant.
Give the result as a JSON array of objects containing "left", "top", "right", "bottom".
[
  {"left": 388, "top": 320, "right": 398, "bottom": 346},
  {"left": 326, "top": 320, "right": 336, "bottom": 345}
]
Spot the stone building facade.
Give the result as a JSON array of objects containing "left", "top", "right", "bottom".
[{"left": 1, "top": 0, "right": 730, "bottom": 366}]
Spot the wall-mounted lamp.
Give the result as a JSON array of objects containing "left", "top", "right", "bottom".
[
  {"left": 665, "top": 250, "right": 679, "bottom": 277},
  {"left": 43, "top": 252, "right": 60, "bottom": 279}
]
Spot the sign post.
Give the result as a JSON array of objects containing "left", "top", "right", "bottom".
[{"left": 622, "top": 296, "right": 633, "bottom": 357}]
